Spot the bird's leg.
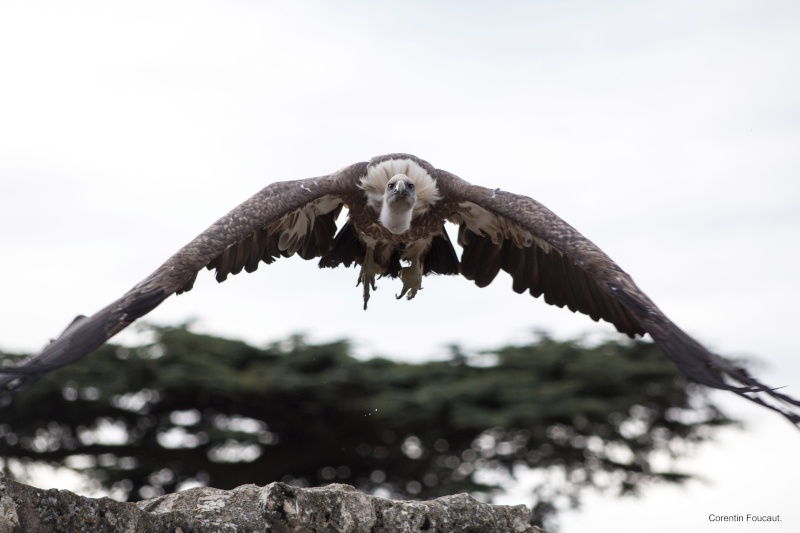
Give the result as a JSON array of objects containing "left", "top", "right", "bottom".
[
  {"left": 396, "top": 256, "right": 423, "bottom": 301},
  {"left": 356, "top": 244, "right": 378, "bottom": 310}
]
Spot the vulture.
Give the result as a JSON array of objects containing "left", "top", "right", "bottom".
[{"left": 2, "top": 153, "right": 799, "bottom": 428}]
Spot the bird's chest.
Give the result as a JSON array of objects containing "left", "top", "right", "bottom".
[{"left": 345, "top": 199, "right": 450, "bottom": 246}]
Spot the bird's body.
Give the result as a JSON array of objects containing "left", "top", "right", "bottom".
[
  {"left": 3, "top": 153, "right": 800, "bottom": 428},
  {"left": 186, "top": 154, "right": 644, "bottom": 329}
]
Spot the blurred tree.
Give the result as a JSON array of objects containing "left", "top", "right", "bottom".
[{"left": 0, "top": 325, "right": 732, "bottom": 530}]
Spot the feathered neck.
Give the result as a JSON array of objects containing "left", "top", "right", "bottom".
[{"left": 360, "top": 158, "right": 441, "bottom": 216}]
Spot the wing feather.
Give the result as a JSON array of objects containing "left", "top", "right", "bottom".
[
  {"left": 452, "top": 196, "right": 644, "bottom": 336},
  {"left": 423, "top": 228, "right": 460, "bottom": 276},
  {"left": 434, "top": 169, "right": 800, "bottom": 427},
  {"left": 458, "top": 226, "right": 502, "bottom": 287},
  {"left": 244, "top": 230, "right": 266, "bottom": 273},
  {"left": 204, "top": 200, "right": 345, "bottom": 288},
  {"left": 502, "top": 240, "right": 526, "bottom": 295},
  {"left": 0, "top": 162, "right": 367, "bottom": 392},
  {"left": 318, "top": 220, "right": 364, "bottom": 270}
]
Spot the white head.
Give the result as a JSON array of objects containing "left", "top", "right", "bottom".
[
  {"left": 379, "top": 174, "right": 416, "bottom": 234},
  {"left": 359, "top": 158, "right": 442, "bottom": 235}
]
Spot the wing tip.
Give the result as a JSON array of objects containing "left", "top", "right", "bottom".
[{"left": 647, "top": 317, "right": 800, "bottom": 430}]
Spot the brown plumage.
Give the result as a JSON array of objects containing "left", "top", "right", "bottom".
[{"left": 2, "top": 153, "right": 799, "bottom": 428}]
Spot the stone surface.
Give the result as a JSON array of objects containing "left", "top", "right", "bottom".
[{"left": 0, "top": 475, "right": 543, "bottom": 532}]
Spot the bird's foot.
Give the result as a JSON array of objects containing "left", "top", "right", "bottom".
[
  {"left": 356, "top": 249, "right": 378, "bottom": 310},
  {"left": 396, "top": 263, "right": 422, "bottom": 301}
]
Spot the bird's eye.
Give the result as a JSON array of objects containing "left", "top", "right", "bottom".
[
  {"left": 388, "top": 183, "right": 395, "bottom": 189},
  {"left": 407, "top": 182, "right": 414, "bottom": 189}
]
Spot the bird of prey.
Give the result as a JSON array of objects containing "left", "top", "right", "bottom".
[{"left": 2, "top": 153, "right": 799, "bottom": 428}]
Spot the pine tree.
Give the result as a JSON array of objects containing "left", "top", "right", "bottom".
[{"left": 0, "top": 325, "right": 731, "bottom": 529}]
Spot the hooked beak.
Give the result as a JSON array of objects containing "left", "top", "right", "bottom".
[{"left": 393, "top": 181, "right": 407, "bottom": 195}]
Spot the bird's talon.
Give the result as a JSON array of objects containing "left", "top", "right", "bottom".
[
  {"left": 396, "top": 264, "right": 422, "bottom": 301},
  {"left": 358, "top": 271, "right": 377, "bottom": 310},
  {"left": 358, "top": 248, "right": 379, "bottom": 310}
]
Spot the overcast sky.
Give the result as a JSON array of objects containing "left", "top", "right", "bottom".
[{"left": 1, "top": 1, "right": 799, "bottom": 531}]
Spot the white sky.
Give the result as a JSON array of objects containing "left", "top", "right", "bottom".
[{"left": 1, "top": 1, "right": 799, "bottom": 531}]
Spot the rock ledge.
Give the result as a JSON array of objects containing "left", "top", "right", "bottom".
[{"left": 0, "top": 476, "right": 543, "bottom": 532}]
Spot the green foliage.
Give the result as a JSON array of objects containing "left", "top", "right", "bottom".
[{"left": 0, "top": 326, "right": 732, "bottom": 529}]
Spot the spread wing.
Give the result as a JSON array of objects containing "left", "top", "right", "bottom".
[
  {"left": 0, "top": 162, "right": 367, "bottom": 393},
  {"left": 434, "top": 169, "right": 800, "bottom": 427}
]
